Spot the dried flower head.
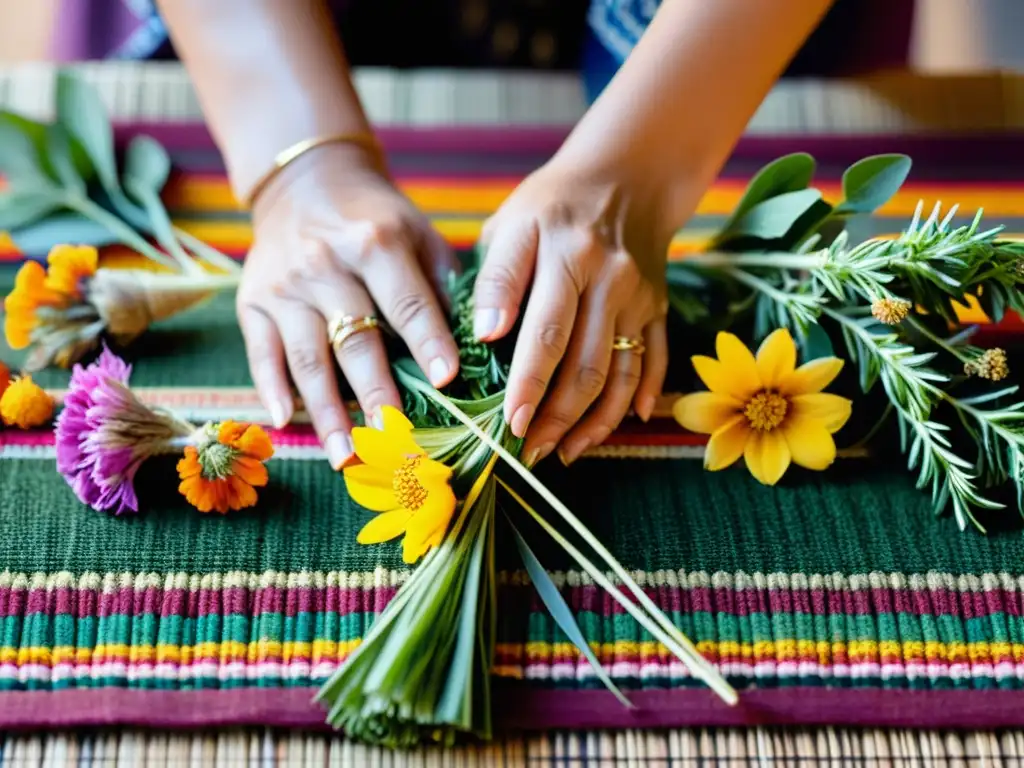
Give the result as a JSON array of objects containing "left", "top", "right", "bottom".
[
  {"left": 0, "top": 375, "right": 54, "bottom": 429},
  {"left": 177, "top": 421, "right": 274, "bottom": 514},
  {"left": 56, "top": 346, "right": 194, "bottom": 514},
  {"left": 4, "top": 244, "right": 230, "bottom": 372},
  {"left": 871, "top": 297, "right": 912, "bottom": 325},
  {"left": 965, "top": 348, "right": 1010, "bottom": 382}
]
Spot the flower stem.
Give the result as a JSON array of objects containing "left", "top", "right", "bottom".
[
  {"left": 173, "top": 227, "right": 243, "bottom": 274},
  {"left": 61, "top": 194, "right": 180, "bottom": 271},
  {"left": 904, "top": 315, "right": 972, "bottom": 365},
  {"left": 682, "top": 251, "right": 827, "bottom": 271}
]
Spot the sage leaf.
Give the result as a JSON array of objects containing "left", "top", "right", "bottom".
[
  {"left": 510, "top": 521, "right": 632, "bottom": 708},
  {"left": 834, "top": 154, "right": 912, "bottom": 216},
  {"left": 0, "top": 112, "right": 55, "bottom": 185},
  {"left": 44, "top": 124, "right": 86, "bottom": 194},
  {"left": 55, "top": 71, "right": 119, "bottom": 193},
  {"left": 798, "top": 322, "right": 835, "bottom": 361},
  {"left": 717, "top": 153, "right": 816, "bottom": 237},
  {"left": 123, "top": 135, "right": 172, "bottom": 193},
  {"left": 8, "top": 212, "right": 119, "bottom": 257},
  {"left": 0, "top": 190, "right": 62, "bottom": 232},
  {"left": 721, "top": 188, "right": 824, "bottom": 242}
]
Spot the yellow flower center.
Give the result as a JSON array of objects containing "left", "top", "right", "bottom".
[
  {"left": 393, "top": 456, "right": 428, "bottom": 511},
  {"left": 743, "top": 391, "right": 788, "bottom": 432}
]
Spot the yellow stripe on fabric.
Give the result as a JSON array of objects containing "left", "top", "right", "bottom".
[
  {"left": 3, "top": 639, "right": 1022, "bottom": 670},
  {"left": 163, "top": 177, "right": 1024, "bottom": 218}
]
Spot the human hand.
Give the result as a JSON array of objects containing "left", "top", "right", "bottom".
[
  {"left": 237, "top": 143, "right": 460, "bottom": 468},
  {"left": 473, "top": 158, "right": 676, "bottom": 467}
]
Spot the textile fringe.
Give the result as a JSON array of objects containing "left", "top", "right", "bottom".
[{"left": 3, "top": 728, "right": 1022, "bottom": 766}]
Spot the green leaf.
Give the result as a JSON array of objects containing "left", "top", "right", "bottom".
[
  {"left": 44, "top": 124, "right": 86, "bottom": 194},
  {"left": 0, "top": 112, "right": 55, "bottom": 185},
  {"left": 719, "top": 188, "right": 824, "bottom": 242},
  {"left": 778, "top": 198, "right": 834, "bottom": 250},
  {"left": 797, "top": 322, "right": 835, "bottom": 361},
  {"left": 719, "top": 153, "right": 816, "bottom": 231},
  {"left": 510, "top": 521, "right": 632, "bottom": 709},
  {"left": 123, "top": 135, "right": 171, "bottom": 194},
  {"left": 8, "top": 212, "right": 119, "bottom": 256},
  {"left": 0, "top": 190, "right": 63, "bottom": 232},
  {"left": 55, "top": 71, "right": 119, "bottom": 193},
  {"left": 834, "top": 154, "right": 912, "bottom": 216}
]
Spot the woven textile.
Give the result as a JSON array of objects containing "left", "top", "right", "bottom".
[{"left": 1, "top": 128, "right": 1024, "bottom": 733}]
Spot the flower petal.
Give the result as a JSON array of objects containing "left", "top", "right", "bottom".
[
  {"left": 227, "top": 475, "right": 259, "bottom": 511},
  {"left": 755, "top": 329, "right": 797, "bottom": 389},
  {"left": 231, "top": 456, "right": 269, "bottom": 487},
  {"left": 351, "top": 425, "right": 413, "bottom": 471},
  {"left": 781, "top": 357, "right": 845, "bottom": 396},
  {"left": 357, "top": 508, "right": 413, "bottom": 544},
  {"left": 380, "top": 405, "right": 414, "bottom": 434},
  {"left": 783, "top": 417, "right": 837, "bottom": 470},
  {"left": 704, "top": 416, "right": 750, "bottom": 471},
  {"left": 743, "top": 430, "right": 792, "bottom": 486},
  {"left": 346, "top": 472, "right": 399, "bottom": 512},
  {"left": 234, "top": 424, "right": 274, "bottom": 460},
  {"left": 401, "top": 487, "right": 457, "bottom": 563},
  {"left": 672, "top": 392, "right": 743, "bottom": 434},
  {"left": 790, "top": 393, "right": 853, "bottom": 433},
  {"left": 692, "top": 356, "right": 760, "bottom": 402},
  {"left": 715, "top": 333, "right": 762, "bottom": 390}
]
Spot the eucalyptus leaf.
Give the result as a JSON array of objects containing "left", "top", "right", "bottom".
[
  {"left": 123, "top": 135, "right": 172, "bottom": 194},
  {"left": 0, "top": 112, "right": 55, "bottom": 185},
  {"left": 716, "top": 153, "right": 815, "bottom": 238},
  {"left": 510, "top": 521, "right": 632, "bottom": 708},
  {"left": 55, "top": 71, "right": 119, "bottom": 193},
  {"left": 44, "top": 124, "right": 86, "bottom": 194},
  {"left": 7, "top": 212, "right": 119, "bottom": 257},
  {"left": 0, "top": 190, "right": 63, "bottom": 232},
  {"left": 719, "top": 188, "right": 824, "bottom": 242},
  {"left": 834, "top": 154, "right": 912, "bottom": 216}
]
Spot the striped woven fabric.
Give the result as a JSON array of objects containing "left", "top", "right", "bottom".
[{"left": 1, "top": 127, "right": 1024, "bottom": 734}]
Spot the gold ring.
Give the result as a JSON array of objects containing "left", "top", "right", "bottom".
[
  {"left": 612, "top": 336, "right": 645, "bottom": 355},
  {"left": 328, "top": 314, "right": 380, "bottom": 351}
]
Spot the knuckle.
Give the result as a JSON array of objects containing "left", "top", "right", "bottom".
[
  {"left": 536, "top": 323, "right": 570, "bottom": 358},
  {"left": 521, "top": 372, "right": 550, "bottom": 397},
  {"left": 618, "top": 365, "right": 642, "bottom": 388},
  {"left": 335, "top": 327, "right": 379, "bottom": 358},
  {"left": 288, "top": 346, "right": 326, "bottom": 378},
  {"left": 387, "top": 291, "right": 433, "bottom": 331},
  {"left": 575, "top": 364, "right": 607, "bottom": 395},
  {"left": 478, "top": 261, "right": 519, "bottom": 297}
]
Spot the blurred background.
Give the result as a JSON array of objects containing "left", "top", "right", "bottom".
[{"left": 0, "top": 0, "right": 1023, "bottom": 132}]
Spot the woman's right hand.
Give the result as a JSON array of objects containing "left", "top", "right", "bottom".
[{"left": 237, "top": 142, "right": 461, "bottom": 468}]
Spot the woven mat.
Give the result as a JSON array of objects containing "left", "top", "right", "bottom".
[{"left": 1, "top": 129, "right": 1024, "bottom": 737}]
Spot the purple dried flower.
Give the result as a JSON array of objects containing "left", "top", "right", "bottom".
[{"left": 55, "top": 346, "right": 194, "bottom": 514}]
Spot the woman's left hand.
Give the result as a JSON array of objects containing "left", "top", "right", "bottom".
[{"left": 473, "top": 157, "right": 677, "bottom": 467}]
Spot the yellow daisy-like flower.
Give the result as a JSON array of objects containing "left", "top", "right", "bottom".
[
  {"left": 344, "top": 405, "right": 457, "bottom": 564},
  {"left": 673, "top": 329, "right": 853, "bottom": 486}
]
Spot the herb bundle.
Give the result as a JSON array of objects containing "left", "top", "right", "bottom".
[{"left": 673, "top": 153, "right": 1024, "bottom": 531}]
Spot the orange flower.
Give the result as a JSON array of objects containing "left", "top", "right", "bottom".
[
  {"left": 3, "top": 245, "right": 98, "bottom": 349},
  {"left": 0, "top": 361, "right": 9, "bottom": 398},
  {"left": 0, "top": 375, "right": 54, "bottom": 429},
  {"left": 177, "top": 420, "right": 274, "bottom": 514}
]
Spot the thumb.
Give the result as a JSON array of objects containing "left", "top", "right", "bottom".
[{"left": 472, "top": 220, "right": 538, "bottom": 342}]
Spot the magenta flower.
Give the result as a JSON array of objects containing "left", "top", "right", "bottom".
[{"left": 55, "top": 346, "right": 194, "bottom": 514}]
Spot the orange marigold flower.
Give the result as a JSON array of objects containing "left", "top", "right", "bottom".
[
  {"left": 3, "top": 245, "right": 98, "bottom": 350},
  {"left": 177, "top": 420, "right": 274, "bottom": 514},
  {"left": 0, "top": 375, "right": 54, "bottom": 429}
]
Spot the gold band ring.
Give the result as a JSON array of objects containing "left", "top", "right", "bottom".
[
  {"left": 328, "top": 314, "right": 380, "bottom": 351},
  {"left": 612, "top": 336, "right": 645, "bottom": 355}
]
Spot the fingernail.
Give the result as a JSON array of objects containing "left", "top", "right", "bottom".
[
  {"left": 368, "top": 407, "right": 384, "bottom": 430},
  {"left": 636, "top": 394, "right": 656, "bottom": 423},
  {"left": 559, "top": 439, "right": 590, "bottom": 467},
  {"left": 428, "top": 357, "right": 450, "bottom": 387},
  {"left": 474, "top": 308, "right": 502, "bottom": 340},
  {"left": 510, "top": 404, "right": 535, "bottom": 438},
  {"left": 325, "top": 432, "right": 354, "bottom": 470},
  {"left": 268, "top": 400, "right": 291, "bottom": 429}
]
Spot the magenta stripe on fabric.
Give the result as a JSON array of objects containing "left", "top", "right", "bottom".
[
  {"left": 5, "top": 583, "right": 1024, "bottom": 620},
  {"left": 1, "top": 687, "right": 1024, "bottom": 731}
]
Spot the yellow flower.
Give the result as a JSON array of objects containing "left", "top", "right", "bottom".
[
  {"left": 673, "top": 329, "right": 852, "bottom": 486},
  {"left": 344, "top": 406, "right": 456, "bottom": 564},
  {"left": 0, "top": 375, "right": 54, "bottom": 429}
]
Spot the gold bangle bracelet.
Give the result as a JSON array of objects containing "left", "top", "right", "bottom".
[{"left": 243, "top": 132, "right": 383, "bottom": 208}]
